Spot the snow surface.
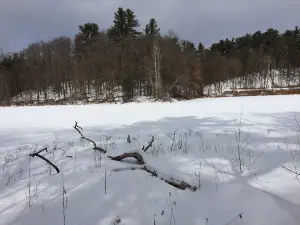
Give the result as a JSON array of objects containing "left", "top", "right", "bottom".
[{"left": 1, "top": 95, "right": 300, "bottom": 225}]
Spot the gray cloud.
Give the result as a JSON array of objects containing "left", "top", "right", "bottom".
[{"left": 0, "top": 0, "right": 299, "bottom": 52}]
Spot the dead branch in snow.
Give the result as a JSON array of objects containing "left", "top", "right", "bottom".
[
  {"left": 73, "top": 121, "right": 107, "bottom": 153},
  {"left": 142, "top": 136, "right": 155, "bottom": 152},
  {"left": 224, "top": 213, "right": 243, "bottom": 225},
  {"left": 108, "top": 152, "right": 145, "bottom": 164},
  {"left": 109, "top": 151, "right": 197, "bottom": 191},
  {"left": 282, "top": 166, "right": 300, "bottom": 177},
  {"left": 34, "top": 147, "right": 48, "bottom": 155},
  {"left": 29, "top": 148, "right": 60, "bottom": 173},
  {"left": 111, "top": 165, "right": 144, "bottom": 172}
]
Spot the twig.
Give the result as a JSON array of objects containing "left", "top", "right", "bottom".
[
  {"left": 74, "top": 121, "right": 107, "bottom": 153},
  {"left": 142, "top": 136, "right": 155, "bottom": 152},
  {"left": 168, "top": 77, "right": 180, "bottom": 91},
  {"left": 224, "top": 213, "right": 243, "bottom": 225},
  {"left": 282, "top": 166, "right": 300, "bottom": 176},
  {"left": 29, "top": 150, "right": 60, "bottom": 173},
  {"left": 34, "top": 147, "right": 48, "bottom": 155}
]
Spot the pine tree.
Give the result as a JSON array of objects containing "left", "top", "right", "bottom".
[
  {"left": 125, "top": 8, "right": 141, "bottom": 38},
  {"left": 78, "top": 23, "right": 99, "bottom": 40},
  {"left": 76, "top": 22, "right": 99, "bottom": 57},
  {"left": 107, "top": 7, "right": 141, "bottom": 40},
  {"left": 181, "top": 40, "right": 196, "bottom": 53},
  {"left": 197, "top": 42, "right": 205, "bottom": 55},
  {"left": 144, "top": 18, "right": 160, "bottom": 37}
]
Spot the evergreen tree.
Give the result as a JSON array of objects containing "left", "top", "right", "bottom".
[
  {"left": 78, "top": 23, "right": 99, "bottom": 40},
  {"left": 144, "top": 18, "right": 160, "bottom": 37},
  {"left": 107, "top": 7, "right": 141, "bottom": 40},
  {"left": 252, "top": 31, "right": 263, "bottom": 50},
  {"left": 76, "top": 22, "right": 99, "bottom": 57},
  {"left": 125, "top": 8, "right": 141, "bottom": 38},
  {"left": 181, "top": 40, "right": 196, "bottom": 53},
  {"left": 197, "top": 42, "right": 205, "bottom": 55},
  {"left": 262, "top": 28, "right": 279, "bottom": 53}
]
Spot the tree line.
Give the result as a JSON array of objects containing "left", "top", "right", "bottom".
[{"left": 0, "top": 7, "right": 299, "bottom": 104}]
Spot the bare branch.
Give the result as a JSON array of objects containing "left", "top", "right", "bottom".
[
  {"left": 29, "top": 150, "right": 60, "bottom": 173},
  {"left": 224, "top": 213, "right": 243, "bottom": 225},
  {"left": 34, "top": 147, "right": 48, "bottom": 155},
  {"left": 73, "top": 121, "right": 107, "bottom": 153},
  {"left": 142, "top": 136, "right": 155, "bottom": 152},
  {"left": 282, "top": 166, "right": 300, "bottom": 176},
  {"left": 168, "top": 77, "right": 180, "bottom": 91}
]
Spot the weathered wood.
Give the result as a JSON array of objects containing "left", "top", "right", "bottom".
[
  {"left": 108, "top": 151, "right": 197, "bottom": 191},
  {"left": 143, "top": 166, "right": 197, "bottom": 191},
  {"left": 108, "top": 152, "right": 145, "bottom": 165}
]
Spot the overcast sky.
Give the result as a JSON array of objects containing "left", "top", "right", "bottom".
[{"left": 0, "top": 0, "right": 299, "bottom": 53}]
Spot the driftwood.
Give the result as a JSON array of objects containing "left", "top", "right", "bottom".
[
  {"left": 29, "top": 148, "right": 60, "bottom": 173},
  {"left": 109, "top": 151, "right": 197, "bottom": 191},
  {"left": 73, "top": 121, "right": 107, "bottom": 153}
]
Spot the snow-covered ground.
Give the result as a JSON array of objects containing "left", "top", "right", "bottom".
[{"left": 1, "top": 95, "right": 300, "bottom": 225}]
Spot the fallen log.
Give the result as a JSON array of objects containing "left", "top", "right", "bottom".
[
  {"left": 109, "top": 151, "right": 197, "bottom": 191},
  {"left": 108, "top": 152, "right": 145, "bottom": 164},
  {"left": 143, "top": 166, "right": 197, "bottom": 191}
]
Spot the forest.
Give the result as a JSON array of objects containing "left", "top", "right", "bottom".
[{"left": 0, "top": 7, "right": 299, "bottom": 104}]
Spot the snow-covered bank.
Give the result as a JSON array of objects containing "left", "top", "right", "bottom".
[
  {"left": 0, "top": 95, "right": 300, "bottom": 225},
  {"left": 204, "top": 70, "right": 300, "bottom": 97}
]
